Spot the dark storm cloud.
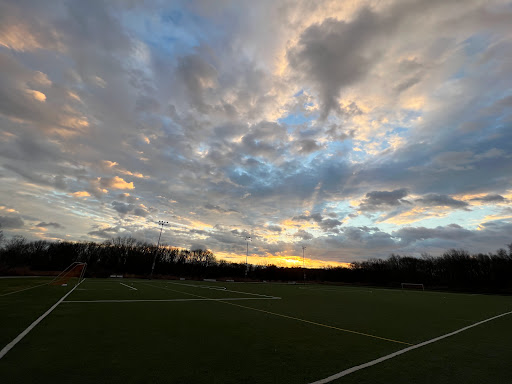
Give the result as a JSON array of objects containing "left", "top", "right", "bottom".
[
  {"left": 327, "top": 226, "right": 396, "bottom": 249},
  {"left": 293, "top": 213, "right": 323, "bottom": 223},
  {"left": 297, "top": 139, "right": 323, "bottom": 154},
  {"left": 471, "top": 194, "right": 507, "bottom": 203},
  {"left": 266, "top": 225, "right": 282, "bottom": 233},
  {"left": 36, "top": 222, "right": 63, "bottom": 229},
  {"left": 176, "top": 53, "right": 218, "bottom": 113},
  {"left": 319, "top": 218, "right": 343, "bottom": 232},
  {"left": 359, "top": 188, "right": 410, "bottom": 211},
  {"left": 0, "top": 215, "right": 24, "bottom": 229},
  {"left": 203, "top": 203, "right": 239, "bottom": 214},
  {"left": 112, "top": 201, "right": 134, "bottom": 215},
  {"left": 287, "top": 0, "right": 509, "bottom": 120},
  {"left": 287, "top": 9, "right": 391, "bottom": 119},
  {"left": 293, "top": 229, "right": 313, "bottom": 240},
  {"left": 88, "top": 226, "right": 120, "bottom": 239},
  {"left": 3, "top": 164, "right": 69, "bottom": 191},
  {"left": 292, "top": 212, "right": 342, "bottom": 233},
  {"left": 388, "top": 221, "right": 512, "bottom": 256},
  {"left": 393, "top": 224, "right": 473, "bottom": 246},
  {"left": 133, "top": 207, "right": 150, "bottom": 218},
  {"left": 111, "top": 201, "right": 151, "bottom": 218},
  {"left": 415, "top": 194, "right": 469, "bottom": 209}
]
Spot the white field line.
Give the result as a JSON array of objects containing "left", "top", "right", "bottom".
[
  {"left": 0, "top": 276, "right": 47, "bottom": 279},
  {"left": 309, "top": 309, "right": 512, "bottom": 384},
  {"left": 0, "top": 279, "right": 85, "bottom": 360},
  {"left": 63, "top": 297, "right": 281, "bottom": 303},
  {"left": 0, "top": 281, "right": 51, "bottom": 297},
  {"left": 146, "top": 283, "right": 410, "bottom": 346},
  {"left": 119, "top": 282, "right": 137, "bottom": 291},
  {"left": 166, "top": 281, "right": 280, "bottom": 299},
  {"left": 299, "top": 287, "right": 373, "bottom": 294}
]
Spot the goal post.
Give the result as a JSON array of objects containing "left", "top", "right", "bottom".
[
  {"left": 401, "top": 282, "right": 424, "bottom": 290},
  {"left": 50, "top": 262, "right": 87, "bottom": 287}
]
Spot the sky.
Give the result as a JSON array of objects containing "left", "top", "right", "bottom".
[{"left": 0, "top": 0, "right": 511, "bottom": 268}]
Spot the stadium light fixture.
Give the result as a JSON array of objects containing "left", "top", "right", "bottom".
[
  {"left": 150, "top": 220, "right": 169, "bottom": 279},
  {"left": 302, "top": 246, "right": 306, "bottom": 285},
  {"left": 245, "top": 236, "right": 251, "bottom": 278}
]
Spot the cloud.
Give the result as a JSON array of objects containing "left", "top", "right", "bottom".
[
  {"left": 297, "top": 139, "right": 323, "bottom": 154},
  {"left": 133, "top": 206, "right": 150, "bottom": 218},
  {"left": 36, "top": 222, "right": 63, "bottom": 229},
  {"left": 359, "top": 188, "right": 410, "bottom": 211},
  {"left": 25, "top": 89, "right": 46, "bottom": 102},
  {"left": 415, "top": 194, "right": 469, "bottom": 209},
  {"left": 0, "top": 215, "right": 24, "bottom": 229},
  {"left": 203, "top": 203, "right": 239, "bottom": 214},
  {"left": 393, "top": 224, "right": 473, "bottom": 246},
  {"left": 293, "top": 229, "right": 313, "bottom": 240},
  {"left": 88, "top": 226, "right": 120, "bottom": 239},
  {"left": 471, "top": 194, "right": 506, "bottom": 203},
  {"left": 72, "top": 191, "right": 91, "bottom": 198},
  {"left": 319, "top": 218, "right": 343, "bottom": 232},
  {"left": 99, "top": 176, "right": 134, "bottom": 190},
  {"left": 266, "top": 225, "right": 282, "bottom": 233},
  {"left": 112, "top": 201, "right": 134, "bottom": 215},
  {"left": 287, "top": 8, "right": 390, "bottom": 119}
]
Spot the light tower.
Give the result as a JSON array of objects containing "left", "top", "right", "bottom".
[
  {"left": 302, "top": 245, "right": 306, "bottom": 285},
  {"left": 150, "top": 220, "right": 168, "bottom": 279},
  {"left": 245, "top": 236, "right": 251, "bottom": 278}
]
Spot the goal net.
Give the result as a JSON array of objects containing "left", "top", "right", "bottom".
[
  {"left": 401, "top": 282, "right": 424, "bottom": 290},
  {"left": 50, "top": 262, "right": 87, "bottom": 287}
]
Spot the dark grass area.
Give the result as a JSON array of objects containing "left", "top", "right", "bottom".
[
  {"left": 0, "top": 277, "right": 74, "bottom": 348},
  {"left": 0, "top": 278, "right": 511, "bottom": 383}
]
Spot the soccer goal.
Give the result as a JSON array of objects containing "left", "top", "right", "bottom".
[
  {"left": 401, "top": 282, "right": 424, "bottom": 290},
  {"left": 50, "top": 262, "right": 87, "bottom": 287}
]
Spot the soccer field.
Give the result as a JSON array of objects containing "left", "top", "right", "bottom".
[{"left": 1, "top": 277, "right": 511, "bottom": 383}]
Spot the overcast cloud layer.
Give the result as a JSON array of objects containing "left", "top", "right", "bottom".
[{"left": 1, "top": 0, "right": 511, "bottom": 266}]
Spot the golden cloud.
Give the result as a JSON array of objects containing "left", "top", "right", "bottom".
[
  {"left": 25, "top": 89, "right": 46, "bottom": 102},
  {"left": 0, "top": 24, "right": 42, "bottom": 51},
  {"left": 107, "top": 176, "right": 134, "bottom": 190},
  {"left": 72, "top": 191, "right": 91, "bottom": 198}
]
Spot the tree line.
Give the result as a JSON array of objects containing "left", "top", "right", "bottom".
[{"left": 0, "top": 231, "right": 511, "bottom": 293}]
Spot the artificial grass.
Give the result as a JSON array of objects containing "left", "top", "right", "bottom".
[{"left": 1, "top": 278, "right": 511, "bottom": 383}]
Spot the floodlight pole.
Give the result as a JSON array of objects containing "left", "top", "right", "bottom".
[
  {"left": 302, "top": 246, "right": 306, "bottom": 285},
  {"left": 150, "top": 220, "right": 168, "bottom": 279},
  {"left": 245, "top": 236, "right": 251, "bottom": 278}
]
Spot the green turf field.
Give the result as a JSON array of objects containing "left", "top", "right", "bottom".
[{"left": 1, "top": 277, "right": 511, "bottom": 383}]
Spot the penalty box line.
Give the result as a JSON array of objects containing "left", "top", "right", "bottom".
[
  {"left": 0, "top": 281, "right": 50, "bottom": 297},
  {"left": 145, "top": 283, "right": 411, "bottom": 347},
  {"left": 308, "top": 309, "right": 512, "bottom": 384},
  {"left": 119, "top": 282, "right": 137, "bottom": 290},
  {"left": 0, "top": 279, "right": 86, "bottom": 360},
  {"left": 63, "top": 297, "right": 280, "bottom": 303},
  {"left": 165, "top": 281, "right": 280, "bottom": 299}
]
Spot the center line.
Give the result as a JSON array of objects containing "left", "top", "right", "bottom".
[{"left": 119, "top": 282, "right": 137, "bottom": 291}]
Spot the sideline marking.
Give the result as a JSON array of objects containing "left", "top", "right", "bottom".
[
  {"left": 0, "top": 281, "right": 51, "bottom": 297},
  {"left": 309, "top": 309, "right": 512, "bottom": 384},
  {"left": 299, "top": 287, "right": 373, "bottom": 293},
  {"left": 146, "top": 283, "right": 410, "bottom": 346},
  {"left": 63, "top": 297, "right": 280, "bottom": 303},
  {"left": 0, "top": 279, "right": 85, "bottom": 360},
  {"left": 166, "top": 281, "right": 278, "bottom": 298},
  {"left": 119, "top": 282, "right": 137, "bottom": 291}
]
